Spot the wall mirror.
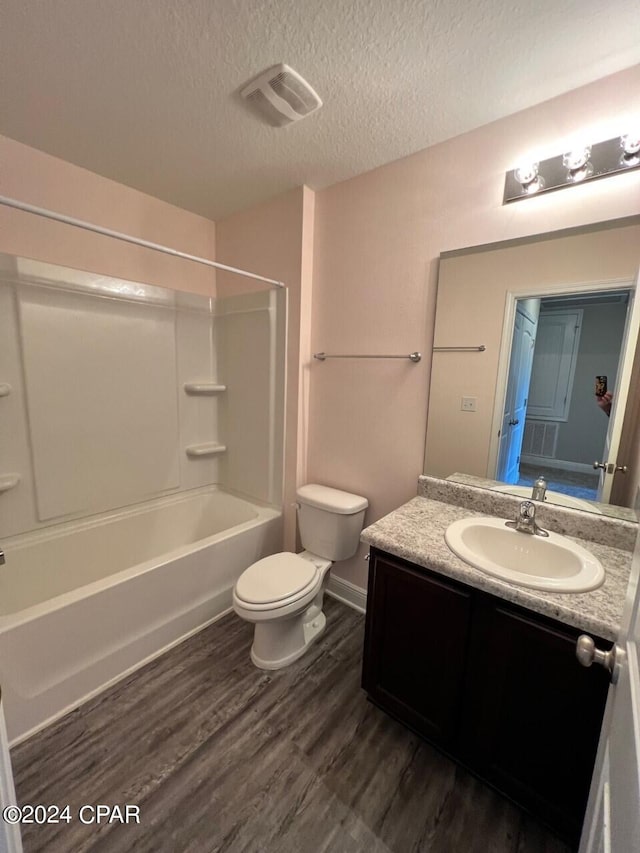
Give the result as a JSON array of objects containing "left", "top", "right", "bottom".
[{"left": 423, "top": 216, "right": 640, "bottom": 521}]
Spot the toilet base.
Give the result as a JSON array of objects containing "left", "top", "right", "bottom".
[{"left": 250, "top": 607, "right": 327, "bottom": 670}]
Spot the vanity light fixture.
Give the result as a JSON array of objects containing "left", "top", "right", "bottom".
[{"left": 504, "top": 129, "right": 640, "bottom": 203}]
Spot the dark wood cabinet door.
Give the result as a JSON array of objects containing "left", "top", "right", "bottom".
[
  {"left": 362, "top": 550, "right": 472, "bottom": 747},
  {"left": 461, "top": 596, "right": 610, "bottom": 843}
]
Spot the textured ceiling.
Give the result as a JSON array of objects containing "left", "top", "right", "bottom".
[{"left": 1, "top": 0, "right": 639, "bottom": 220}]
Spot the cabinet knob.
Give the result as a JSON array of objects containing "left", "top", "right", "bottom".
[{"left": 576, "top": 635, "right": 619, "bottom": 683}]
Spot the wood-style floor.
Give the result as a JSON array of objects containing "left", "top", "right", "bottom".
[{"left": 11, "top": 598, "right": 572, "bottom": 853}]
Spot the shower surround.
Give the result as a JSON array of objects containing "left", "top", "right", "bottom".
[{"left": 0, "top": 255, "right": 285, "bottom": 742}]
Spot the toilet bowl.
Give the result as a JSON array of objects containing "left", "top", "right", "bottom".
[
  {"left": 233, "top": 550, "right": 332, "bottom": 669},
  {"left": 233, "top": 484, "right": 368, "bottom": 670}
]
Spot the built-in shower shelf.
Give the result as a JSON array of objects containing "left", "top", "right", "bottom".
[
  {"left": 0, "top": 383, "right": 12, "bottom": 397},
  {"left": 183, "top": 382, "right": 227, "bottom": 396},
  {"left": 185, "top": 443, "right": 227, "bottom": 458},
  {"left": 0, "top": 473, "right": 20, "bottom": 493}
]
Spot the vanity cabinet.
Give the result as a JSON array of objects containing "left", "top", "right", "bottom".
[
  {"left": 362, "top": 548, "right": 610, "bottom": 844},
  {"left": 361, "top": 553, "right": 473, "bottom": 747}
]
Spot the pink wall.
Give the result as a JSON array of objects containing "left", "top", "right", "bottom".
[
  {"left": 0, "top": 135, "right": 216, "bottom": 294},
  {"left": 309, "top": 64, "right": 640, "bottom": 588},
  {"left": 3, "top": 64, "right": 640, "bottom": 593},
  {"left": 216, "top": 186, "right": 315, "bottom": 550}
]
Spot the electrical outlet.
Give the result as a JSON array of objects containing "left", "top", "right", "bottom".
[{"left": 461, "top": 396, "right": 477, "bottom": 412}]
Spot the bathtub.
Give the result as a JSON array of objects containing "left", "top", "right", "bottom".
[{"left": 0, "top": 487, "right": 282, "bottom": 744}]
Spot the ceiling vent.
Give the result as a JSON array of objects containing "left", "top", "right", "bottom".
[{"left": 240, "top": 64, "right": 322, "bottom": 127}]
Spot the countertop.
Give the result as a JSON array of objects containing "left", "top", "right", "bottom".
[{"left": 360, "top": 495, "right": 632, "bottom": 641}]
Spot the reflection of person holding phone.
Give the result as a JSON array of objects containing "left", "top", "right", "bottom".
[
  {"left": 596, "top": 391, "right": 612, "bottom": 417},
  {"left": 595, "top": 376, "right": 612, "bottom": 417}
]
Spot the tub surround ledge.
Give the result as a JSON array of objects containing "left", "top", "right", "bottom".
[{"left": 361, "top": 491, "right": 632, "bottom": 642}]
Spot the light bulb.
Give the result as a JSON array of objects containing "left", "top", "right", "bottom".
[
  {"left": 567, "top": 162, "right": 594, "bottom": 183},
  {"left": 563, "top": 146, "right": 591, "bottom": 171},
  {"left": 621, "top": 131, "right": 640, "bottom": 157},
  {"left": 514, "top": 162, "right": 539, "bottom": 186},
  {"left": 525, "top": 176, "right": 545, "bottom": 195}
]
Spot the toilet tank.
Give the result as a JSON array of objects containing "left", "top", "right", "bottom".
[{"left": 296, "top": 484, "right": 368, "bottom": 561}]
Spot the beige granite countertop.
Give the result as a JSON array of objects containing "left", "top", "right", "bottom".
[{"left": 361, "top": 495, "right": 632, "bottom": 642}]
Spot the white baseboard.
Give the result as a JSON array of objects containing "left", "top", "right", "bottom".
[
  {"left": 326, "top": 575, "right": 367, "bottom": 614},
  {"left": 521, "top": 455, "right": 596, "bottom": 475}
]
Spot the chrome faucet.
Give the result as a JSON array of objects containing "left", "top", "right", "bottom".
[
  {"left": 506, "top": 500, "right": 549, "bottom": 537},
  {"left": 531, "top": 475, "right": 547, "bottom": 502}
]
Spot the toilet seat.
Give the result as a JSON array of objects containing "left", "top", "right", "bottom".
[{"left": 234, "top": 553, "right": 320, "bottom": 610}]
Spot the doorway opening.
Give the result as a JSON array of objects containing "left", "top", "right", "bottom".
[{"left": 496, "top": 288, "right": 632, "bottom": 503}]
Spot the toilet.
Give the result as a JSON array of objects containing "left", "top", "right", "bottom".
[{"left": 233, "top": 484, "right": 368, "bottom": 670}]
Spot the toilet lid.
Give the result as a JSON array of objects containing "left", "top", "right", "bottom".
[{"left": 235, "top": 553, "right": 318, "bottom": 605}]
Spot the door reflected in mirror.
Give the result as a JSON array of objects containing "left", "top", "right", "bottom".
[
  {"left": 499, "top": 289, "right": 631, "bottom": 504},
  {"left": 424, "top": 217, "right": 640, "bottom": 521}
]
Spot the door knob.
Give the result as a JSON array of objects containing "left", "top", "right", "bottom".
[
  {"left": 508, "top": 418, "right": 519, "bottom": 426},
  {"left": 594, "top": 461, "right": 627, "bottom": 474},
  {"left": 576, "top": 635, "right": 619, "bottom": 683}
]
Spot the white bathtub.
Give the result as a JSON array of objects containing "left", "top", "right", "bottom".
[{"left": 0, "top": 487, "right": 282, "bottom": 744}]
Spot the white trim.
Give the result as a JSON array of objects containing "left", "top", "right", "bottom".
[
  {"left": 487, "top": 277, "right": 635, "bottom": 478},
  {"left": 488, "top": 291, "right": 518, "bottom": 476},
  {"left": 598, "top": 269, "right": 640, "bottom": 502},
  {"left": 326, "top": 575, "right": 367, "bottom": 614},
  {"left": 520, "top": 455, "right": 596, "bottom": 475},
  {"left": 0, "top": 702, "right": 22, "bottom": 852},
  {"left": 268, "top": 291, "right": 277, "bottom": 505}
]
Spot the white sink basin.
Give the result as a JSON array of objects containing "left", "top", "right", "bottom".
[
  {"left": 491, "top": 485, "right": 600, "bottom": 514},
  {"left": 444, "top": 516, "right": 605, "bottom": 592}
]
